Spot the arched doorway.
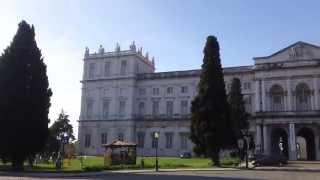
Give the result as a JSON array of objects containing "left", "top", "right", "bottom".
[
  {"left": 271, "top": 128, "right": 288, "bottom": 157},
  {"left": 297, "top": 127, "right": 315, "bottom": 160}
]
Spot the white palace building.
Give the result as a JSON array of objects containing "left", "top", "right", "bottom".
[{"left": 78, "top": 41, "right": 320, "bottom": 160}]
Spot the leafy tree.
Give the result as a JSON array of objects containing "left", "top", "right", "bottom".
[
  {"left": 228, "top": 78, "right": 249, "bottom": 139},
  {"left": 0, "top": 21, "right": 52, "bottom": 170},
  {"left": 190, "top": 36, "right": 236, "bottom": 166},
  {"left": 43, "top": 110, "right": 75, "bottom": 159}
]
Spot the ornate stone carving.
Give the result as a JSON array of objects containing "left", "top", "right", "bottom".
[
  {"left": 115, "top": 43, "right": 121, "bottom": 52},
  {"left": 289, "top": 44, "right": 303, "bottom": 59},
  {"left": 130, "top": 41, "right": 136, "bottom": 51},
  {"left": 99, "top": 45, "right": 104, "bottom": 54}
]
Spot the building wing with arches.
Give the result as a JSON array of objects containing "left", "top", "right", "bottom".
[{"left": 78, "top": 41, "right": 320, "bottom": 160}]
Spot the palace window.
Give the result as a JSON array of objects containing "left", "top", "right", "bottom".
[
  {"left": 153, "top": 88, "right": 160, "bottom": 95},
  {"left": 137, "top": 132, "right": 145, "bottom": 148},
  {"left": 167, "top": 87, "right": 173, "bottom": 94},
  {"left": 180, "top": 133, "right": 189, "bottom": 149},
  {"left": 102, "top": 100, "right": 110, "bottom": 118},
  {"left": 243, "top": 82, "right": 251, "bottom": 90},
  {"left": 139, "top": 88, "right": 146, "bottom": 96},
  {"left": 166, "top": 101, "right": 174, "bottom": 116},
  {"left": 152, "top": 100, "right": 160, "bottom": 116},
  {"left": 295, "top": 83, "right": 311, "bottom": 111},
  {"left": 180, "top": 100, "right": 188, "bottom": 114},
  {"left": 119, "top": 100, "right": 126, "bottom": 116},
  {"left": 181, "top": 86, "right": 188, "bottom": 93},
  {"left": 118, "top": 133, "right": 124, "bottom": 141},
  {"left": 101, "top": 132, "right": 107, "bottom": 145},
  {"left": 120, "top": 60, "right": 127, "bottom": 75},
  {"left": 165, "top": 132, "right": 174, "bottom": 149},
  {"left": 104, "top": 61, "right": 111, "bottom": 76},
  {"left": 86, "top": 100, "right": 93, "bottom": 118},
  {"left": 85, "top": 134, "right": 91, "bottom": 148},
  {"left": 270, "top": 85, "right": 285, "bottom": 112},
  {"left": 88, "top": 63, "right": 95, "bottom": 79},
  {"left": 138, "top": 102, "right": 145, "bottom": 115}
]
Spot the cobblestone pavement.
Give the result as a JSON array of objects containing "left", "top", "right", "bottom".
[{"left": 0, "top": 170, "right": 320, "bottom": 180}]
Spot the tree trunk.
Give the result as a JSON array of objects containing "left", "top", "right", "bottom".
[
  {"left": 12, "top": 158, "right": 24, "bottom": 171},
  {"left": 211, "top": 148, "right": 220, "bottom": 167}
]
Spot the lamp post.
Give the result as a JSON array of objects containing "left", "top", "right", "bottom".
[
  {"left": 154, "top": 132, "right": 159, "bottom": 172},
  {"left": 59, "top": 132, "right": 69, "bottom": 169}
]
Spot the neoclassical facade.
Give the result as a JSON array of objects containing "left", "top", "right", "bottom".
[{"left": 78, "top": 41, "right": 320, "bottom": 160}]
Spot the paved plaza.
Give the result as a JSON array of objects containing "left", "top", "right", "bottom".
[{"left": 0, "top": 170, "right": 320, "bottom": 180}]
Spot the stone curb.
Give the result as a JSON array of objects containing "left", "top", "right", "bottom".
[{"left": 253, "top": 167, "right": 320, "bottom": 172}]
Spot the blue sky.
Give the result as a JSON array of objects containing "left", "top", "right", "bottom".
[{"left": 0, "top": 0, "right": 319, "bottom": 137}]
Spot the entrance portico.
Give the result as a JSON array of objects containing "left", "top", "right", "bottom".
[{"left": 255, "top": 117, "right": 320, "bottom": 160}]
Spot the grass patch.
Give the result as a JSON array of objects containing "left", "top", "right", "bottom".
[{"left": 0, "top": 156, "right": 239, "bottom": 172}]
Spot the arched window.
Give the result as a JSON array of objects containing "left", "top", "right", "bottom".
[
  {"left": 295, "top": 83, "right": 311, "bottom": 111},
  {"left": 270, "top": 85, "right": 285, "bottom": 112}
]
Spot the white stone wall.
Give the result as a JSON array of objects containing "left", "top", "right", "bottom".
[{"left": 79, "top": 42, "right": 320, "bottom": 159}]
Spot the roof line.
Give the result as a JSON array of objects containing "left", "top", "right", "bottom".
[{"left": 253, "top": 41, "right": 320, "bottom": 60}]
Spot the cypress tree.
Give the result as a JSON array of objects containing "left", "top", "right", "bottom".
[
  {"left": 0, "top": 21, "right": 52, "bottom": 170},
  {"left": 190, "top": 36, "right": 235, "bottom": 166},
  {"left": 228, "top": 78, "right": 249, "bottom": 139}
]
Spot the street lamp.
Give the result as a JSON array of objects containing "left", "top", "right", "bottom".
[{"left": 154, "top": 132, "right": 160, "bottom": 172}]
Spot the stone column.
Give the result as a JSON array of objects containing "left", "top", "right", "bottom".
[
  {"left": 262, "top": 80, "right": 266, "bottom": 111},
  {"left": 254, "top": 80, "right": 261, "bottom": 112},
  {"left": 313, "top": 77, "right": 319, "bottom": 110},
  {"left": 256, "top": 124, "right": 262, "bottom": 153},
  {"left": 289, "top": 123, "right": 297, "bottom": 160},
  {"left": 287, "top": 79, "right": 292, "bottom": 111},
  {"left": 263, "top": 125, "right": 268, "bottom": 154}
]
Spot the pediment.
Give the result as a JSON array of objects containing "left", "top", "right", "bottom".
[{"left": 254, "top": 41, "right": 320, "bottom": 64}]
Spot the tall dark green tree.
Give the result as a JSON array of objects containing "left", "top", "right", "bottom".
[
  {"left": 228, "top": 78, "right": 249, "bottom": 139},
  {"left": 190, "top": 36, "right": 235, "bottom": 166},
  {"left": 0, "top": 21, "right": 52, "bottom": 170}
]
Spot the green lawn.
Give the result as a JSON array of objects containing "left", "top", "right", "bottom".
[{"left": 0, "top": 156, "right": 240, "bottom": 172}]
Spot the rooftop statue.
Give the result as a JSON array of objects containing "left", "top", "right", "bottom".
[
  {"left": 115, "top": 43, "right": 121, "bottom": 52},
  {"left": 130, "top": 41, "right": 136, "bottom": 51},
  {"left": 99, "top": 45, "right": 104, "bottom": 54},
  {"left": 85, "top": 47, "right": 89, "bottom": 57}
]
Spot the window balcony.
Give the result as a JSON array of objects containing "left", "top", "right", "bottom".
[{"left": 254, "top": 110, "right": 320, "bottom": 118}]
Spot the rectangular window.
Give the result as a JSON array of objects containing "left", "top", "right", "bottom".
[
  {"left": 138, "top": 102, "right": 145, "bottom": 115},
  {"left": 101, "top": 132, "right": 107, "bottom": 145},
  {"left": 165, "top": 132, "right": 173, "bottom": 149},
  {"left": 104, "top": 61, "right": 111, "bottom": 76},
  {"left": 153, "top": 88, "right": 160, "bottom": 95},
  {"left": 152, "top": 100, "right": 159, "bottom": 116},
  {"left": 166, "top": 101, "right": 173, "bottom": 116},
  {"left": 88, "top": 63, "right": 95, "bottom": 79},
  {"left": 181, "top": 86, "right": 188, "bottom": 93},
  {"left": 85, "top": 134, "right": 91, "bottom": 148},
  {"left": 118, "top": 133, "right": 124, "bottom": 141},
  {"left": 119, "top": 100, "right": 126, "bottom": 116},
  {"left": 139, "top": 88, "right": 146, "bottom": 96},
  {"left": 244, "top": 82, "right": 251, "bottom": 90},
  {"left": 180, "top": 100, "right": 188, "bottom": 114},
  {"left": 151, "top": 132, "right": 159, "bottom": 149},
  {"left": 167, "top": 87, "right": 173, "bottom": 94},
  {"left": 180, "top": 133, "right": 189, "bottom": 149},
  {"left": 86, "top": 100, "right": 93, "bottom": 118},
  {"left": 120, "top": 60, "right": 127, "bottom": 75},
  {"left": 102, "top": 100, "right": 110, "bottom": 119},
  {"left": 137, "top": 132, "right": 145, "bottom": 148}
]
